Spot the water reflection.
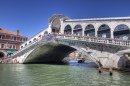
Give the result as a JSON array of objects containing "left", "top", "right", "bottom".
[{"left": 0, "top": 62, "right": 130, "bottom": 86}]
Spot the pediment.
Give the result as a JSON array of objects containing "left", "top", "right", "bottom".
[{"left": 48, "top": 14, "right": 70, "bottom": 23}]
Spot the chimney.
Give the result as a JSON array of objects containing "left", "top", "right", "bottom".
[{"left": 16, "top": 30, "right": 19, "bottom": 35}]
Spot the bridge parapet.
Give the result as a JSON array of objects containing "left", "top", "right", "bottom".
[
  {"left": 56, "top": 35, "right": 130, "bottom": 47},
  {"left": 12, "top": 34, "right": 55, "bottom": 58}
]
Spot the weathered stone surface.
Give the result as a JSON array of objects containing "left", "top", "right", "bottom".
[{"left": 24, "top": 43, "right": 76, "bottom": 63}]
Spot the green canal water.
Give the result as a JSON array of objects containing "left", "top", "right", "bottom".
[{"left": 0, "top": 62, "right": 130, "bottom": 86}]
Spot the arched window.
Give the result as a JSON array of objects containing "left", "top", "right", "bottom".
[
  {"left": 97, "top": 24, "right": 111, "bottom": 38},
  {"left": 21, "top": 46, "right": 23, "bottom": 48},
  {"left": 64, "top": 25, "right": 72, "bottom": 35},
  {"left": 25, "top": 43, "right": 27, "bottom": 46},
  {"left": 73, "top": 24, "right": 82, "bottom": 35},
  {"left": 29, "top": 41, "right": 32, "bottom": 43},
  {"left": 51, "top": 18, "right": 61, "bottom": 33},
  {"left": 39, "top": 35, "right": 41, "bottom": 37},
  {"left": 84, "top": 24, "right": 95, "bottom": 37},
  {"left": 33, "top": 38, "right": 37, "bottom": 42},
  {"left": 44, "top": 31, "right": 48, "bottom": 35},
  {"left": 114, "top": 24, "right": 130, "bottom": 39}
]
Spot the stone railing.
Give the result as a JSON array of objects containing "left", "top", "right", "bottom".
[
  {"left": 12, "top": 40, "right": 39, "bottom": 57},
  {"left": 12, "top": 34, "right": 55, "bottom": 58},
  {"left": 56, "top": 35, "right": 130, "bottom": 46}
]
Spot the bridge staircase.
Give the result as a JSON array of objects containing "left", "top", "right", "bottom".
[{"left": 6, "top": 34, "right": 56, "bottom": 63}]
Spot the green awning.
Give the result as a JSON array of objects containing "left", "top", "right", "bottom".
[{"left": 6, "top": 50, "right": 16, "bottom": 54}]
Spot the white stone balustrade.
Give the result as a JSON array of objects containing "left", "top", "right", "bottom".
[{"left": 56, "top": 35, "right": 130, "bottom": 46}]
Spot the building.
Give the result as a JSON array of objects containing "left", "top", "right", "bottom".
[{"left": 0, "top": 28, "right": 28, "bottom": 58}]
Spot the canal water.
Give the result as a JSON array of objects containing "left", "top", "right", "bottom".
[{"left": 0, "top": 61, "right": 130, "bottom": 86}]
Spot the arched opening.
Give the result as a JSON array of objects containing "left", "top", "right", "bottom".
[
  {"left": 29, "top": 41, "right": 32, "bottom": 43},
  {"left": 33, "top": 38, "right": 37, "bottom": 42},
  {"left": 64, "top": 25, "right": 72, "bottom": 35},
  {"left": 73, "top": 24, "right": 82, "bottom": 35},
  {"left": 97, "top": 24, "right": 111, "bottom": 38},
  {"left": 84, "top": 24, "right": 95, "bottom": 37},
  {"left": 51, "top": 18, "right": 61, "bottom": 33},
  {"left": 0, "top": 52, "right": 4, "bottom": 58},
  {"left": 114, "top": 24, "right": 130, "bottom": 40},
  {"left": 21, "top": 46, "right": 23, "bottom": 48},
  {"left": 44, "top": 31, "right": 48, "bottom": 35}
]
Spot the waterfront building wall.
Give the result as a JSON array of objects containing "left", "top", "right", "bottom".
[{"left": 0, "top": 28, "right": 28, "bottom": 58}]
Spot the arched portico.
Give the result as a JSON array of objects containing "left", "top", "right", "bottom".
[
  {"left": 97, "top": 24, "right": 111, "bottom": 38},
  {"left": 51, "top": 18, "right": 61, "bottom": 33},
  {"left": 0, "top": 52, "right": 4, "bottom": 58},
  {"left": 84, "top": 24, "right": 95, "bottom": 37},
  {"left": 64, "top": 25, "right": 72, "bottom": 35},
  {"left": 73, "top": 24, "right": 82, "bottom": 35},
  {"left": 44, "top": 31, "right": 48, "bottom": 35},
  {"left": 114, "top": 24, "right": 130, "bottom": 39}
]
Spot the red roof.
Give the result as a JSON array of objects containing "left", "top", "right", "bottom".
[{"left": 0, "top": 28, "right": 26, "bottom": 37}]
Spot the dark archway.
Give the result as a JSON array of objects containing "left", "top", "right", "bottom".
[
  {"left": 44, "top": 31, "right": 48, "bottom": 35},
  {"left": 114, "top": 24, "right": 130, "bottom": 39},
  {"left": 0, "top": 52, "right": 4, "bottom": 58},
  {"left": 84, "top": 24, "right": 95, "bottom": 37},
  {"left": 73, "top": 24, "right": 82, "bottom": 35},
  {"left": 51, "top": 18, "right": 61, "bottom": 33},
  {"left": 64, "top": 25, "right": 72, "bottom": 35},
  {"left": 98, "top": 24, "right": 111, "bottom": 38}
]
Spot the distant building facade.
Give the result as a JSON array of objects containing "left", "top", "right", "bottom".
[{"left": 0, "top": 28, "right": 28, "bottom": 58}]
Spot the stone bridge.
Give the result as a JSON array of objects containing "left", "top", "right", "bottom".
[{"left": 3, "top": 34, "right": 130, "bottom": 69}]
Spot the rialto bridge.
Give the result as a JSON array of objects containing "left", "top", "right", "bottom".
[{"left": 2, "top": 14, "right": 130, "bottom": 69}]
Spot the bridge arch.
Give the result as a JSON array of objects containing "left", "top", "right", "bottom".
[
  {"left": 51, "top": 18, "right": 61, "bottom": 33},
  {"left": 114, "top": 24, "right": 130, "bottom": 39},
  {"left": 73, "top": 24, "right": 82, "bottom": 35},
  {"left": 64, "top": 25, "right": 72, "bottom": 35},
  {"left": 25, "top": 43, "right": 27, "bottom": 46},
  {"left": 29, "top": 41, "right": 32, "bottom": 43},
  {"left": 0, "top": 52, "right": 4, "bottom": 58},
  {"left": 84, "top": 24, "right": 95, "bottom": 37},
  {"left": 44, "top": 31, "right": 48, "bottom": 35},
  {"left": 97, "top": 24, "right": 111, "bottom": 38},
  {"left": 33, "top": 38, "right": 37, "bottom": 42}
]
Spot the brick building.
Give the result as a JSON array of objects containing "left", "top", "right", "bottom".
[{"left": 0, "top": 28, "right": 28, "bottom": 58}]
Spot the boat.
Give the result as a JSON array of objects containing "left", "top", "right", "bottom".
[{"left": 77, "top": 58, "right": 85, "bottom": 63}]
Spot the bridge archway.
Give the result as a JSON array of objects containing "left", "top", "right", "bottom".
[
  {"left": 84, "top": 24, "right": 95, "bottom": 37},
  {"left": 114, "top": 24, "right": 130, "bottom": 39},
  {"left": 97, "top": 24, "right": 111, "bottom": 38},
  {"left": 51, "top": 18, "right": 61, "bottom": 33},
  {"left": 73, "top": 24, "right": 82, "bottom": 35},
  {"left": 64, "top": 25, "right": 72, "bottom": 35},
  {"left": 44, "top": 31, "right": 48, "bottom": 35},
  {"left": 0, "top": 52, "right": 4, "bottom": 58}
]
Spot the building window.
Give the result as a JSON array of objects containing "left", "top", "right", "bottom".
[
  {"left": 9, "top": 45, "right": 12, "bottom": 49},
  {"left": 20, "top": 38, "right": 22, "bottom": 41},
  {"left": 23, "top": 38, "right": 27, "bottom": 41},
  {"left": 0, "top": 35, "right": 5, "bottom": 39},
  {"left": 11, "top": 36, "right": 17, "bottom": 41},
  {"left": 0, "top": 44, "right": 4, "bottom": 48},
  {"left": 13, "top": 45, "right": 16, "bottom": 49},
  {"left": 14, "top": 37, "right": 16, "bottom": 41}
]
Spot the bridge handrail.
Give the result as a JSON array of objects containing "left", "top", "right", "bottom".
[
  {"left": 12, "top": 40, "right": 39, "bottom": 57},
  {"left": 56, "top": 35, "right": 130, "bottom": 46},
  {"left": 12, "top": 34, "right": 56, "bottom": 58}
]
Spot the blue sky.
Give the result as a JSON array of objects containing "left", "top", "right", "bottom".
[{"left": 0, "top": 0, "right": 130, "bottom": 38}]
